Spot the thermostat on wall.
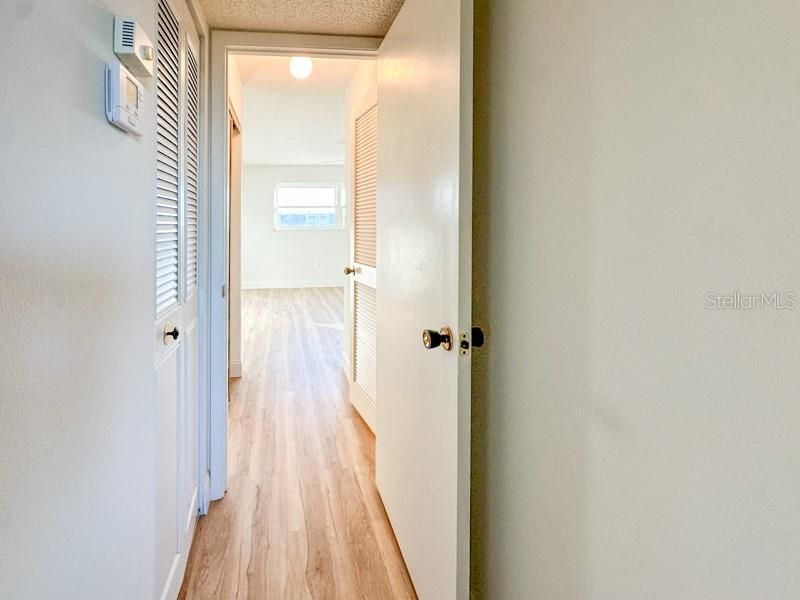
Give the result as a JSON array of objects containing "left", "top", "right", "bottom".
[
  {"left": 114, "top": 17, "right": 155, "bottom": 78},
  {"left": 105, "top": 61, "right": 144, "bottom": 137}
]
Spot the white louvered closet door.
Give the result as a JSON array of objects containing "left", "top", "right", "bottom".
[
  {"left": 349, "top": 104, "right": 378, "bottom": 431},
  {"left": 154, "top": 0, "right": 201, "bottom": 598}
]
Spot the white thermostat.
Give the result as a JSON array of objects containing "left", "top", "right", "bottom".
[
  {"left": 105, "top": 61, "right": 144, "bottom": 136},
  {"left": 114, "top": 17, "right": 155, "bottom": 78}
]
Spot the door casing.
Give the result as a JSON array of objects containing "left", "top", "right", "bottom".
[
  {"left": 227, "top": 106, "right": 242, "bottom": 380},
  {"left": 204, "top": 21, "right": 473, "bottom": 598},
  {"left": 207, "top": 31, "right": 380, "bottom": 501}
]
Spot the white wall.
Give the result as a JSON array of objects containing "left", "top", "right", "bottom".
[
  {"left": 0, "top": 1, "right": 158, "bottom": 598},
  {"left": 473, "top": 1, "right": 800, "bottom": 599},
  {"left": 242, "top": 165, "right": 347, "bottom": 289}
]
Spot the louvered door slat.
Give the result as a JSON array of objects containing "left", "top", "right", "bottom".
[
  {"left": 185, "top": 40, "right": 199, "bottom": 294},
  {"left": 155, "top": 0, "right": 181, "bottom": 316},
  {"left": 354, "top": 282, "right": 377, "bottom": 402},
  {"left": 354, "top": 105, "right": 378, "bottom": 268}
]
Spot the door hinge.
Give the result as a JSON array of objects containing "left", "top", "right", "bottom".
[{"left": 222, "top": 284, "right": 227, "bottom": 298}]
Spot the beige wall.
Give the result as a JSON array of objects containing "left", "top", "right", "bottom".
[
  {"left": 473, "top": 1, "right": 800, "bottom": 599},
  {"left": 228, "top": 120, "right": 242, "bottom": 377},
  {"left": 228, "top": 62, "right": 244, "bottom": 377},
  {"left": 0, "top": 1, "right": 160, "bottom": 597}
]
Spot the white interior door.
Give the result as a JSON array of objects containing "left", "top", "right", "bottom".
[
  {"left": 154, "top": 0, "right": 200, "bottom": 597},
  {"left": 348, "top": 104, "right": 379, "bottom": 431},
  {"left": 376, "top": 0, "right": 473, "bottom": 598}
]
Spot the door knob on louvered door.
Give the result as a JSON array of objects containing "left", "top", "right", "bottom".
[
  {"left": 422, "top": 327, "right": 453, "bottom": 351},
  {"left": 163, "top": 323, "right": 180, "bottom": 345},
  {"left": 344, "top": 266, "right": 357, "bottom": 275}
]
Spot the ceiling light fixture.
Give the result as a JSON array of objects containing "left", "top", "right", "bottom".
[{"left": 289, "top": 56, "right": 313, "bottom": 80}]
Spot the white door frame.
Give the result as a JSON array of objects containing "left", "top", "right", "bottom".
[{"left": 206, "top": 30, "right": 381, "bottom": 500}]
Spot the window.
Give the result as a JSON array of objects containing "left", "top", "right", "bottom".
[{"left": 273, "top": 184, "right": 346, "bottom": 230}]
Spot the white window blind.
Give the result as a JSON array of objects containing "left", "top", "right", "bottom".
[
  {"left": 273, "top": 184, "right": 345, "bottom": 230},
  {"left": 155, "top": 0, "right": 181, "bottom": 316},
  {"left": 185, "top": 41, "right": 199, "bottom": 295},
  {"left": 354, "top": 104, "right": 377, "bottom": 267}
]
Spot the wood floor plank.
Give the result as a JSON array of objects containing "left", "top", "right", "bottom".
[{"left": 179, "top": 288, "right": 417, "bottom": 600}]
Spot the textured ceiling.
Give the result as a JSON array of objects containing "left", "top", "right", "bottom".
[
  {"left": 235, "top": 55, "right": 363, "bottom": 165},
  {"left": 198, "top": 0, "right": 405, "bottom": 37}
]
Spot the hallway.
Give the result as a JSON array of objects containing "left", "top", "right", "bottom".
[{"left": 179, "top": 288, "right": 416, "bottom": 599}]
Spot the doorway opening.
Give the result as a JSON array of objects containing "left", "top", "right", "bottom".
[
  {"left": 181, "top": 48, "right": 416, "bottom": 598},
  {"left": 196, "top": 11, "right": 474, "bottom": 595}
]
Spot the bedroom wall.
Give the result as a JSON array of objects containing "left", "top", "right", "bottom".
[{"left": 241, "top": 164, "right": 347, "bottom": 289}]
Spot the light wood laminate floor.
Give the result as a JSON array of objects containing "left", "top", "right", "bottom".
[{"left": 179, "top": 288, "right": 416, "bottom": 600}]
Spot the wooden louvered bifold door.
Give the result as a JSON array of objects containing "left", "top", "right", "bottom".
[
  {"left": 185, "top": 41, "right": 199, "bottom": 296},
  {"left": 354, "top": 104, "right": 377, "bottom": 268},
  {"left": 155, "top": 0, "right": 181, "bottom": 316}
]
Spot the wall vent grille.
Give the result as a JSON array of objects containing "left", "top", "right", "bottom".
[{"left": 121, "top": 20, "right": 135, "bottom": 48}]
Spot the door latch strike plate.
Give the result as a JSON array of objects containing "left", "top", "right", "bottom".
[
  {"left": 460, "top": 326, "right": 486, "bottom": 356},
  {"left": 459, "top": 332, "right": 471, "bottom": 356}
]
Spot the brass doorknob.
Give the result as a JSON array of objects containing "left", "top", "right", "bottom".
[
  {"left": 344, "top": 265, "right": 357, "bottom": 275},
  {"left": 422, "top": 327, "right": 453, "bottom": 351}
]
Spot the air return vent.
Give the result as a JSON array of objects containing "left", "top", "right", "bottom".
[
  {"left": 120, "top": 19, "right": 135, "bottom": 48},
  {"left": 114, "top": 16, "right": 155, "bottom": 78}
]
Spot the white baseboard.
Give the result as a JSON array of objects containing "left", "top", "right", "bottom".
[
  {"left": 349, "top": 379, "right": 376, "bottom": 433},
  {"left": 229, "top": 360, "right": 242, "bottom": 378},
  {"left": 160, "top": 497, "right": 197, "bottom": 600},
  {"left": 199, "top": 471, "right": 211, "bottom": 515},
  {"left": 341, "top": 352, "right": 351, "bottom": 376},
  {"left": 242, "top": 280, "right": 344, "bottom": 290}
]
